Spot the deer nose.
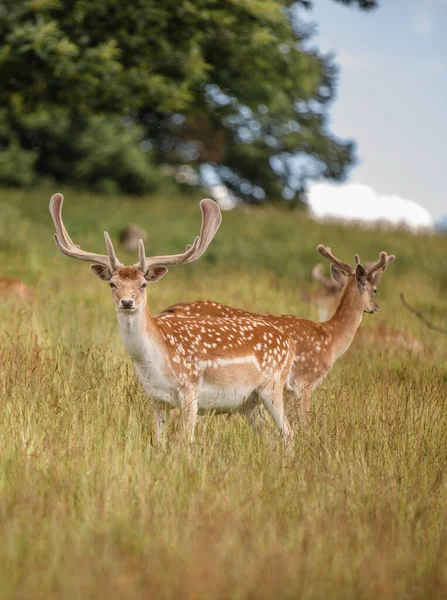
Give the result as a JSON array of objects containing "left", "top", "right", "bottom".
[{"left": 120, "top": 298, "right": 135, "bottom": 309}]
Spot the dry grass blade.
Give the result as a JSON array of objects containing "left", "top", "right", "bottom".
[{"left": 400, "top": 292, "right": 447, "bottom": 334}]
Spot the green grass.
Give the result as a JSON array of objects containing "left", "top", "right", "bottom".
[{"left": 0, "top": 187, "right": 446, "bottom": 599}]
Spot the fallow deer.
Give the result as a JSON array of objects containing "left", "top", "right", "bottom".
[
  {"left": 119, "top": 224, "right": 149, "bottom": 253},
  {"left": 305, "top": 263, "right": 424, "bottom": 353},
  {"left": 49, "top": 193, "right": 295, "bottom": 444},
  {"left": 161, "top": 246, "right": 395, "bottom": 426}
]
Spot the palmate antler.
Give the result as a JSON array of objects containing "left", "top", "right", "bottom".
[
  {"left": 317, "top": 245, "right": 395, "bottom": 278},
  {"left": 50, "top": 193, "right": 222, "bottom": 273},
  {"left": 50, "top": 193, "right": 122, "bottom": 270}
]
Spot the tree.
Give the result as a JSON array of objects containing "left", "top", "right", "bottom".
[{"left": 0, "top": 0, "right": 376, "bottom": 200}]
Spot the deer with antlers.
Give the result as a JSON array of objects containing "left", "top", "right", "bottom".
[
  {"left": 49, "top": 193, "right": 296, "bottom": 444},
  {"left": 305, "top": 262, "right": 424, "bottom": 353},
  {"left": 161, "top": 246, "right": 395, "bottom": 426}
]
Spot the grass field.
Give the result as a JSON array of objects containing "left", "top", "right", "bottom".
[{"left": 0, "top": 187, "right": 446, "bottom": 599}]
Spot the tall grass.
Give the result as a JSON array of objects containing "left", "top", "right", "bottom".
[{"left": 0, "top": 188, "right": 446, "bottom": 599}]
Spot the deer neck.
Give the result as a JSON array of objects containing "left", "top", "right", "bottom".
[
  {"left": 116, "top": 303, "right": 166, "bottom": 363},
  {"left": 324, "top": 279, "right": 364, "bottom": 359}
]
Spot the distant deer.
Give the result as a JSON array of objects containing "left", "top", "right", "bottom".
[
  {"left": 305, "top": 263, "right": 424, "bottom": 353},
  {"left": 161, "top": 246, "right": 395, "bottom": 426},
  {"left": 119, "top": 224, "right": 149, "bottom": 253},
  {"left": 0, "top": 276, "right": 33, "bottom": 302},
  {"left": 49, "top": 193, "right": 295, "bottom": 444}
]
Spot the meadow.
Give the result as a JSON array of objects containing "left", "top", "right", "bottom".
[{"left": 0, "top": 188, "right": 446, "bottom": 599}]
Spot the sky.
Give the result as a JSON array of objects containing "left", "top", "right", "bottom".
[{"left": 304, "top": 0, "right": 447, "bottom": 219}]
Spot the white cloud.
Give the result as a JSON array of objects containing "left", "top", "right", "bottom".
[{"left": 306, "top": 182, "right": 434, "bottom": 232}]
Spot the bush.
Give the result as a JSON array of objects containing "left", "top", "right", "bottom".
[{"left": 0, "top": 137, "right": 37, "bottom": 187}]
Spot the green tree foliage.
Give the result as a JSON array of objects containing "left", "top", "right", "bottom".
[{"left": 0, "top": 0, "right": 376, "bottom": 200}]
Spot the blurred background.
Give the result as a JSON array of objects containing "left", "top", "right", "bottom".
[{"left": 0, "top": 0, "right": 445, "bottom": 231}]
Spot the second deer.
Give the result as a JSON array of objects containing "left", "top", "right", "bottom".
[{"left": 305, "top": 262, "right": 424, "bottom": 353}]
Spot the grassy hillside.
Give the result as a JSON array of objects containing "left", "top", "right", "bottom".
[{"left": 0, "top": 187, "right": 446, "bottom": 599}]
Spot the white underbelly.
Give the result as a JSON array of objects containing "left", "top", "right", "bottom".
[
  {"left": 197, "top": 384, "right": 256, "bottom": 413},
  {"left": 133, "top": 356, "right": 256, "bottom": 412},
  {"left": 136, "top": 365, "right": 255, "bottom": 412}
]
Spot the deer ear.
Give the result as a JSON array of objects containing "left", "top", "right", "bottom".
[
  {"left": 145, "top": 266, "right": 168, "bottom": 283},
  {"left": 355, "top": 264, "right": 367, "bottom": 290},
  {"left": 90, "top": 264, "right": 113, "bottom": 281},
  {"left": 330, "top": 264, "right": 346, "bottom": 288}
]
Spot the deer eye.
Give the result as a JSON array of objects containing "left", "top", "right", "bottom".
[
  {"left": 109, "top": 282, "right": 117, "bottom": 290},
  {"left": 140, "top": 283, "right": 147, "bottom": 290},
  {"left": 373, "top": 287, "right": 377, "bottom": 295}
]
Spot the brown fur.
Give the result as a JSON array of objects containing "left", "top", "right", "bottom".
[
  {"left": 108, "top": 267, "right": 295, "bottom": 394},
  {"left": 160, "top": 249, "right": 395, "bottom": 426},
  {"left": 0, "top": 277, "right": 33, "bottom": 302},
  {"left": 110, "top": 269, "right": 296, "bottom": 440},
  {"left": 114, "top": 266, "right": 141, "bottom": 280},
  {"left": 303, "top": 264, "right": 425, "bottom": 353}
]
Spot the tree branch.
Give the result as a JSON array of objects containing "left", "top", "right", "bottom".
[{"left": 400, "top": 293, "right": 447, "bottom": 334}]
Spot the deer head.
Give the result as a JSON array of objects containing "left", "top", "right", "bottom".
[
  {"left": 316, "top": 246, "right": 395, "bottom": 314},
  {"left": 49, "top": 193, "right": 222, "bottom": 314}
]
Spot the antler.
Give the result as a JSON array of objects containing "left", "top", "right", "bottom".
[
  {"left": 49, "top": 193, "right": 122, "bottom": 270},
  {"left": 316, "top": 245, "right": 395, "bottom": 281},
  {"left": 364, "top": 252, "right": 395, "bottom": 286},
  {"left": 316, "top": 245, "right": 355, "bottom": 275},
  {"left": 366, "top": 252, "right": 395, "bottom": 277},
  {"left": 136, "top": 199, "right": 222, "bottom": 271}
]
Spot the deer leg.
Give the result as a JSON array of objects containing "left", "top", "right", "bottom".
[
  {"left": 153, "top": 402, "right": 170, "bottom": 447},
  {"left": 179, "top": 386, "right": 198, "bottom": 444},
  {"left": 298, "top": 384, "right": 312, "bottom": 428},
  {"left": 258, "top": 382, "right": 293, "bottom": 441},
  {"left": 239, "top": 392, "right": 268, "bottom": 432},
  {"left": 283, "top": 384, "right": 301, "bottom": 430}
]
